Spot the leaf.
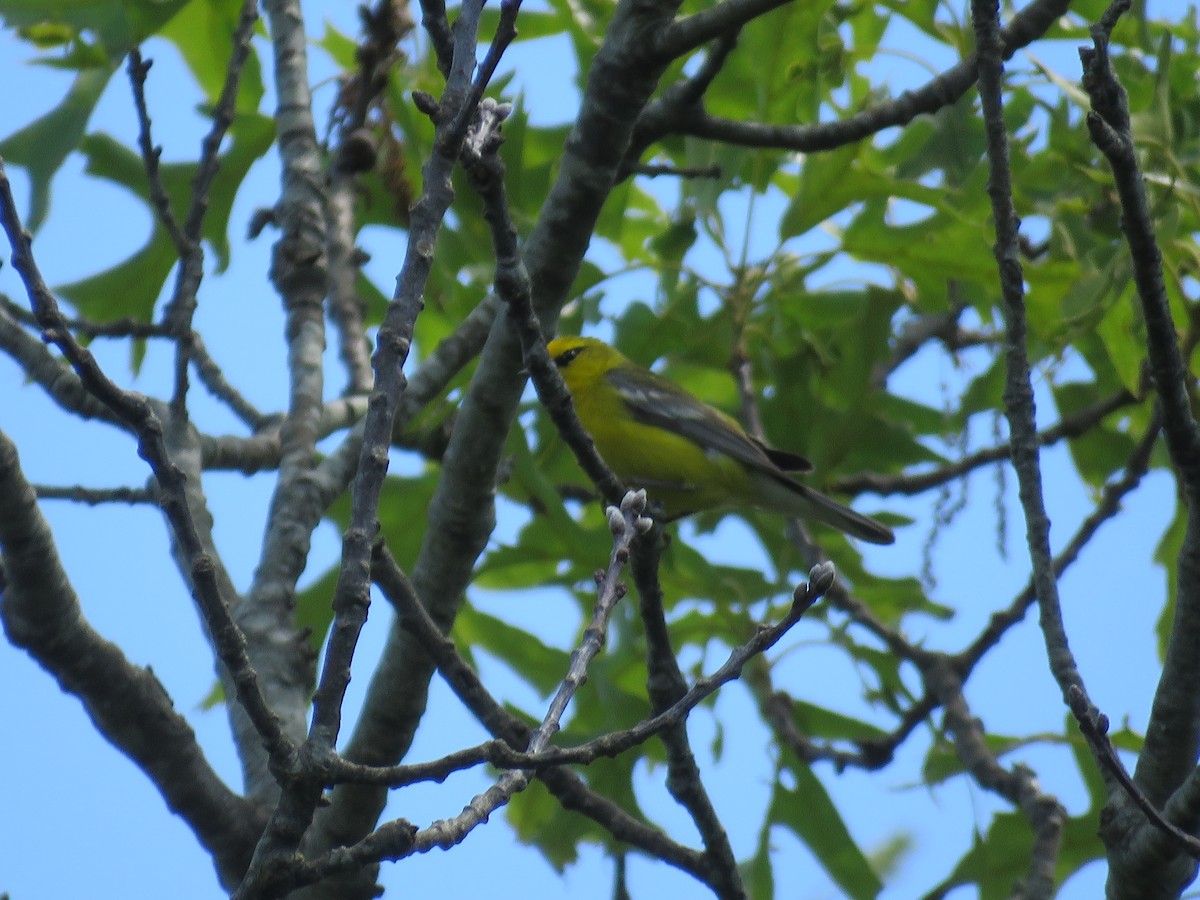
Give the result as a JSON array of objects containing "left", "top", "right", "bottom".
[
  {"left": 160, "top": 0, "right": 265, "bottom": 112},
  {"left": 0, "top": 0, "right": 187, "bottom": 59},
  {"left": 56, "top": 113, "right": 273, "bottom": 323},
  {"left": 57, "top": 223, "right": 178, "bottom": 323},
  {"left": 946, "top": 813, "right": 1038, "bottom": 900},
  {"left": 785, "top": 698, "right": 888, "bottom": 742},
  {"left": 770, "top": 753, "right": 883, "bottom": 899},
  {"left": 506, "top": 778, "right": 589, "bottom": 869},
  {"left": 944, "top": 808, "right": 1101, "bottom": 900},
  {"left": 0, "top": 64, "right": 112, "bottom": 231},
  {"left": 745, "top": 816, "right": 776, "bottom": 899},
  {"left": 453, "top": 604, "right": 572, "bottom": 696},
  {"left": 1052, "top": 381, "right": 1137, "bottom": 490},
  {"left": 922, "top": 732, "right": 1060, "bottom": 786}
]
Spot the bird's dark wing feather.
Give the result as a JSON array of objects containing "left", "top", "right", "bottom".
[
  {"left": 756, "top": 442, "right": 813, "bottom": 474},
  {"left": 605, "top": 367, "right": 811, "bottom": 476}
]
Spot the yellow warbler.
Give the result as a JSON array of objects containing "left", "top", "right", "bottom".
[{"left": 547, "top": 336, "right": 894, "bottom": 545}]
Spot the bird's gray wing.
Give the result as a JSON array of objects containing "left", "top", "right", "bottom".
[{"left": 605, "top": 367, "right": 809, "bottom": 476}]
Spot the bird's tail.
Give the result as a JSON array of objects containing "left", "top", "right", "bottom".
[{"left": 753, "top": 473, "right": 894, "bottom": 545}]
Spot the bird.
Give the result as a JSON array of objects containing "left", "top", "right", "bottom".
[{"left": 546, "top": 335, "right": 894, "bottom": 545}]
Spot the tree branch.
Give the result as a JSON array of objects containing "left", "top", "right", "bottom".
[
  {"left": 930, "top": 657, "right": 1065, "bottom": 896},
  {"left": 235, "top": 0, "right": 337, "bottom": 808},
  {"left": 369, "top": 543, "right": 710, "bottom": 880},
  {"left": 307, "top": 0, "right": 691, "bottom": 874},
  {"left": 1079, "top": 3, "right": 1200, "bottom": 893},
  {"left": 0, "top": 426, "right": 264, "bottom": 890},
  {"left": 325, "top": 0, "right": 413, "bottom": 394},
  {"left": 973, "top": 0, "right": 1090, "bottom": 715},
  {"left": 0, "top": 159, "right": 293, "bottom": 777},
  {"left": 654, "top": 0, "right": 790, "bottom": 61},
  {"left": 281, "top": 2, "right": 521, "bottom": 895},
  {"left": 632, "top": 528, "right": 747, "bottom": 898},
  {"left": 0, "top": 299, "right": 124, "bottom": 426},
  {"left": 833, "top": 388, "right": 1140, "bottom": 497},
  {"left": 632, "top": 0, "right": 1071, "bottom": 155}
]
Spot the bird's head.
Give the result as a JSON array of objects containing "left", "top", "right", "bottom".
[{"left": 546, "top": 335, "right": 626, "bottom": 383}]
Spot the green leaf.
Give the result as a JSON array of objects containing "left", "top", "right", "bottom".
[
  {"left": 57, "top": 222, "right": 178, "bottom": 323},
  {"left": 55, "top": 113, "right": 273, "bottom": 323},
  {"left": 1052, "top": 382, "right": 1137, "bottom": 490},
  {"left": 785, "top": 698, "right": 888, "bottom": 742},
  {"left": 922, "top": 732, "right": 1062, "bottom": 786},
  {"left": 453, "top": 604, "right": 572, "bottom": 696},
  {"left": 0, "top": 0, "right": 188, "bottom": 59},
  {"left": 945, "top": 808, "right": 1101, "bottom": 900},
  {"left": 770, "top": 753, "right": 883, "bottom": 899},
  {"left": 0, "top": 64, "right": 112, "bottom": 231},
  {"left": 506, "top": 778, "right": 590, "bottom": 869},
  {"left": 160, "top": 0, "right": 264, "bottom": 112},
  {"left": 745, "top": 816, "right": 776, "bottom": 899},
  {"left": 947, "top": 813, "right": 1039, "bottom": 900}
]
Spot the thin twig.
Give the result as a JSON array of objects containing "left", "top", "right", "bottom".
[
  {"left": 0, "top": 157, "right": 293, "bottom": 776},
  {"left": 833, "top": 388, "right": 1139, "bottom": 497},
  {"left": 369, "top": 544, "right": 709, "bottom": 877},
  {"left": 632, "top": 527, "right": 748, "bottom": 898},
  {"left": 973, "top": 0, "right": 1088, "bottom": 717},
  {"left": 126, "top": 50, "right": 188, "bottom": 255},
  {"left": 188, "top": 332, "right": 270, "bottom": 431},
  {"left": 633, "top": 0, "right": 1072, "bottom": 155},
  {"left": 0, "top": 293, "right": 170, "bottom": 339},
  {"left": 1068, "top": 687, "right": 1200, "bottom": 860},
  {"left": 459, "top": 95, "right": 625, "bottom": 509},
  {"left": 411, "top": 489, "right": 643, "bottom": 855},
  {"left": 33, "top": 484, "right": 155, "bottom": 505},
  {"left": 1081, "top": 5, "right": 1200, "bottom": 889}
]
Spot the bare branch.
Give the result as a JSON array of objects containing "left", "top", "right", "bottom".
[
  {"left": 1, "top": 292, "right": 170, "bottom": 339},
  {"left": 834, "top": 389, "right": 1140, "bottom": 497},
  {"left": 310, "top": 0, "right": 692, "bottom": 870},
  {"left": 188, "top": 331, "right": 270, "bottom": 431},
  {"left": 958, "top": 413, "right": 1160, "bottom": 673},
  {"left": 930, "top": 657, "right": 1065, "bottom": 896},
  {"left": 33, "top": 483, "right": 154, "bottom": 504},
  {"left": 0, "top": 157, "right": 294, "bottom": 800},
  {"left": 460, "top": 94, "right": 625, "bottom": 509},
  {"left": 1080, "top": 5, "right": 1200, "bottom": 893},
  {"left": 1068, "top": 688, "right": 1200, "bottom": 861},
  {"left": 262, "top": 1, "right": 523, "bottom": 894},
  {"left": 630, "top": 162, "right": 722, "bottom": 179},
  {"left": 139, "top": 0, "right": 261, "bottom": 411},
  {"left": 0, "top": 426, "right": 264, "bottom": 890},
  {"left": 325, "top": 0, "right": 414, "bottom": 394},
  {"left": 973, "top": 0, "right": 1089, "bottom": 711},
  {"left": 126, "top": 50, "right": 188, "bottom": 256},
  {"left": 368, "top": 544, "right": 709, "bottom": 878},
  {"left": 632, "top": 527, "right": 747, "bottom": 898},
  {"left": 655, "top": 0, "right": 789, "bottom": 61},
  {"left": 0, "top": 299, "right": 123, "bottom": 426},
  {"left": 235, "top": 0, "right": 336, "bottom": 808},
  {"left": 418, "top": 0, "right": 455, "bottom": 77},
  {"left": 635, "top": 0, "right": 1072, "bottom": 154}
]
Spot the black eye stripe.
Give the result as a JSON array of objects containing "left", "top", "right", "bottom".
[{"left": 554, "top": 347, "right": 585, "bottom": 367}]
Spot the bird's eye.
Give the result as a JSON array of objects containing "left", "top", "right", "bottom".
[{"left": 554, "top": 347, "right": 584, "bottom": 368}]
